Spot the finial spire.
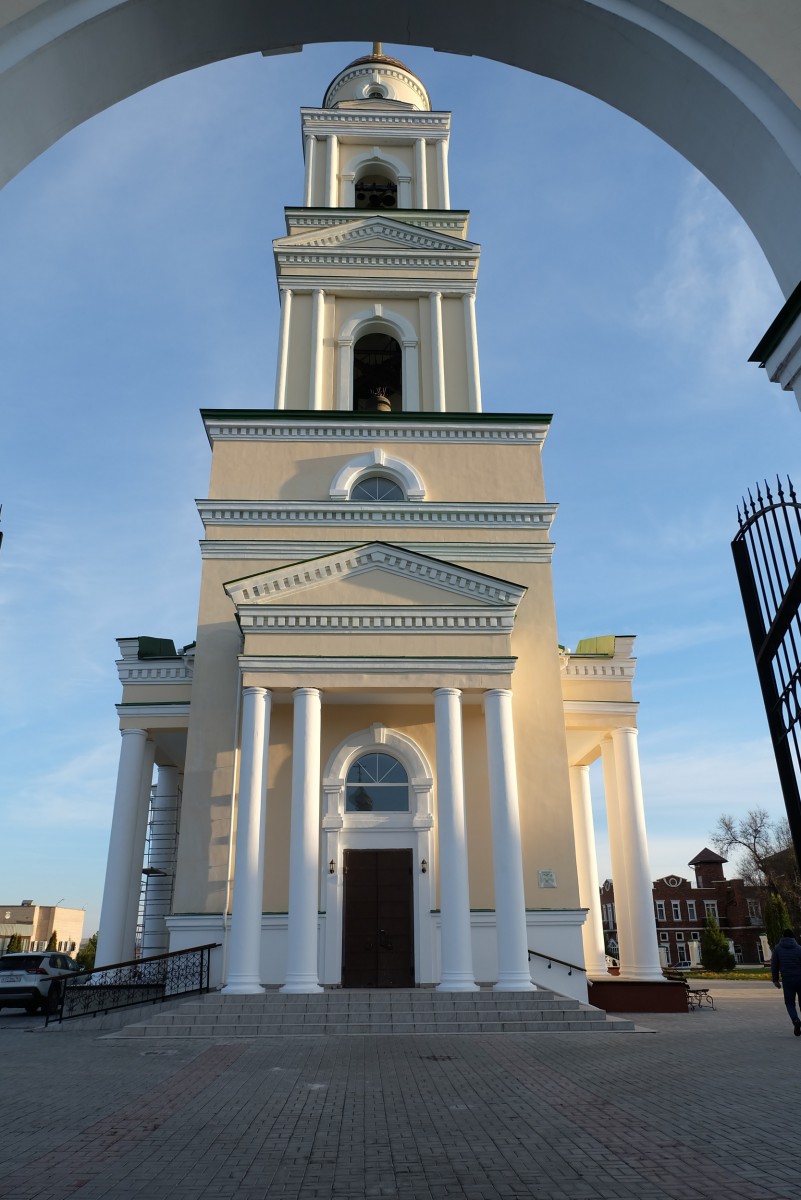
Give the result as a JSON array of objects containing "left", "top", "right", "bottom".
[{"left": 372, "top": 41, "right": 383, "bottom": 57}]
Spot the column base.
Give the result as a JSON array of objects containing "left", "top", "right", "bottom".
[
  {"left": 494, "top": 976, "right": 536, "bottom": 992},
  {"left": 221, "top": 978, "right": 265, "bottom": 995},
  {"left": 437, "top": 976, "right": 479, "bottom": 992},
  {"left": 618, "top": 969, "right": 667, "bottom": 983},
  {"left": 280, "top": 977, "right": 324, "bottom": 994}
]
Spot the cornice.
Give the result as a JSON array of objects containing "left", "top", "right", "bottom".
[
  {"left": 563, "top": 660, "right": 636, "bottom": 682},
  {"left": 239, "top": 655, "right": 516, "bottom": 676},
  {"left": 224, "top": 543, "right": 526, "bottom": 608},
  {"left": 201, "top": 413, "right": 551, "bottom": 444},
  {"left": 116, "top": 703, "right": 192, "bottom": 718},
  {"left": 301, "top": 108, "right": 449, "bottom": 136},
  {"left": 197, "top": 501, "right": 557, "bottom": 532},
  {"left": 199, "top": 539, "right": 555, "bottom": 564},
  {"left": 116, "top": 661, "right": 194, "bottom": 685},
  {"left": 275, "top": 218, "right": 476, "bottom": 254},
  {"left": 237, "top": 605, "right": 517, "bottom": 634},
  {"left": 562, "top": 701, "right": 639, "bottom": 716},
  {"left": 273, "top": 275, "right": 478, "bottom": 295},
  {"left": 284, "top": 209, "right": 470, "bottom": 238}
]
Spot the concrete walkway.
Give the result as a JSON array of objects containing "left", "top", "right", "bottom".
[{"left": 0, "top": 981, "right": 795, "bottom": 1200}]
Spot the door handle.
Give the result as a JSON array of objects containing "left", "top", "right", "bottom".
[{"left": 378, "top": 929, "right": 394, "bottom": 950}]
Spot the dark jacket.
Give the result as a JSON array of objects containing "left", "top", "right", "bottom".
[{"left": 771, "top": 936, "right": 801, "bottom": 983}]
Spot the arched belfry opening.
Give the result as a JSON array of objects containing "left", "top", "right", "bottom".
[
  {"left": 353, "top": 332, "right": 403, "bottom": 411},
  {"left": 355, "top": 171, "right": 398, "bottom": 210}
]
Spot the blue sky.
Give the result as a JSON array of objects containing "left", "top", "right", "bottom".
[{"left": 1, "top": 43, "right": 798, "bottom": 937}]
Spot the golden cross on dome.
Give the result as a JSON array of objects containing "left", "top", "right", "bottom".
[{"left": 372, "top": 41, "right": 383, "bottom": 57}]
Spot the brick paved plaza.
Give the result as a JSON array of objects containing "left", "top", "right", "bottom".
[{"left": 0, "top": 981, "right": 795, "bottom": 1200}]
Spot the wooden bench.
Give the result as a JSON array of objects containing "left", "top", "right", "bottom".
[{"left": 664, "top": 970, "right": 714, "bottom": 1010}]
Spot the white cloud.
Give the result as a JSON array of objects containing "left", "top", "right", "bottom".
[{"left": 635, "top": 172, "right": 782, "bottom": 384}]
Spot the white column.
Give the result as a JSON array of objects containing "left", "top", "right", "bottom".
[
  {"left": 303, "top": 134, "right": 316, "bottom": 206},
  {"left": 141, "top": 764, "right": 180, "bottom": 958},
  {"left": 309, "top": 288, "right": 325, "bottom": 410},
  {"left": 483, "top": 689, "right": 536, "bottom": 991},
  {"left": 325, "top": 134, "right": 339, "bottom": 207},
  {"left": 434, "top": 688, "right": 478, "bottom": 991},
  {"left": 415, "top": 137, "right": 428, "bottom": 208},
  {"left": 282, "top": 687, "right": 323, "bottom": 993},
  {"left": 568, "top": 764, "right": 608, "bottom": 976},
  {"left": 463, "top": 293, "right": 482, "bottom": 413},
  {"left": 222, "top": 687, "right": 271, "bottom": 994},
  {"left": 436, "top": 137, "right": 450, "bottom": 209},
  {"left": 611, "top": 727, "right": 664, "bottom": 981},
  {"left": 96, "top": 729, "right": 150, "bottom": 968},
  {"left": 122, "top": 737, "right": 156, "bottom": 959},
  {"left": 430, "top": 291, "right": 446, "bottom": 412},
  {"left": 601, "top": 737, "right": 634, "bottom": 973},
  {"left": 273, "top": 288, "right": 293, "bottom": 409}
]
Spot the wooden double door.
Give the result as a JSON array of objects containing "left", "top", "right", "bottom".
[{"left": 341, "top": 849, "right": 415, "bottom": 987}]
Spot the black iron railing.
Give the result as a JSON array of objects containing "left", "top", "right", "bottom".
[
  {"left": 733, "top": 478, "right": 801, "bottom": 874},
  {"left": 46, "top": 943, "right": 219, "bottom": 1025},
  {"left": 528, "top": 948, "right": 588, "bottom": 978}
]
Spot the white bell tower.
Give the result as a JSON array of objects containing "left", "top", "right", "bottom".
[{"left": 273, "top": 44, "right": 482, "bottom": 414}]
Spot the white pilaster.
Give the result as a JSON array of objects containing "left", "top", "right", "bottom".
[
  {"left": 309, "top": 288, "right": 325, "bottom": 410},
  {"left": 601, "top": 736, "right": 633, "bottom": 974},
  {"left": 303, "top": 134, "right": 316, "bottom": 206},
  {"left": 122, "top": 736, "right": 156, "bottom": 959},
  {"left": 436, "top": 137, "right": 450, "bottom": 209},
  {"left": 336, "top": 335, "right": 353, "bottom": 410},
  {"left": 401, "top": 339, "right": 420, "bottom": 411},
  {"left": 398, "top": 174, "right": 412, "bottom": 209},
  {"left": 341, "top": 172, "right": 355, "bottom": 207},
  {"left": 611, "top": 727, "right": 664, "bottom": 981},
  {"left": 415, "top": 137, "right": 428, "bottom": 209},
  {"left": 463, "top": 293, "right": 482, "bottom": 413},
  {"left": 434, "top": 688, "right": 478, "bottom": 991},
  {"left": 325, "top": 134, "right": 339, "bottom": 207},
  {"left": 96, "top": 729, "right": 150, "bottom": 968},
  {"left": 274, "top": 288, "right": 293, "bottom": 409},
  {"left": 483, "top": 689, "right": 536, "bottom": 991},
  {"left": 222, "top": 687, "right": 271, "bottom": 994},
  {"left": 282, "top": 687, "right": 324, "bottom": 993},
  {"left": 568, "top": 764, "right": 608, "bottom": 976},
  {"left": 430, "top": 291, "right": 446, "bottom": 412},
  {"left": 141, "top": 764, "right": 180, "bottom": 958}
]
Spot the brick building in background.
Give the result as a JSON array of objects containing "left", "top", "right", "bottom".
[{"left": 600, "top": 848, "right": 768, "bottom": 968}]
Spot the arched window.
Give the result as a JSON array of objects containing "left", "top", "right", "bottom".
[
  {"left": 345, "top": 752, "right": 410, "bottom": 813},
  {"left": 355, "top": 172, "right": 397, "bottom": 210},
  {"left": 353, "top": 332, "right": 402, "bottom": 412},
  {"left": 350, "top": 475, "right": 405, "bottom": 502}
]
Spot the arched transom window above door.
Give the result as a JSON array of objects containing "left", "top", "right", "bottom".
[{"left": 346, "top": 752, "right": 410, "bottom": 812}]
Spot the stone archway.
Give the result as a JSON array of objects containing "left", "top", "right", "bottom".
[{"left": 2, "top": 0, "right": 801, "bottom": 309}]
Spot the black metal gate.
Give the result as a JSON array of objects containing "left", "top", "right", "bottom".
[{"left": 732, "top": 478, "right": 801, "bottom": 872}]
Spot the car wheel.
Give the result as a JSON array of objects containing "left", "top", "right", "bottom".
[{"left": 24, "top": 1002, "right": 39, "bottom": 1015}]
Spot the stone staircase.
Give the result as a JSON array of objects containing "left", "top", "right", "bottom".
[{"left": 106, "top": 988, "right": 636, "bottom": 1038}]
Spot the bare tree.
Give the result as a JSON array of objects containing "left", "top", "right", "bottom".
[{"left": 712, "top": 808, "right": 801, "bottom": 920}]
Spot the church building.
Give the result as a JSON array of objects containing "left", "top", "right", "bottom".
[{"left": 96, "top": 47, "right": 664, "bottom": 1001}]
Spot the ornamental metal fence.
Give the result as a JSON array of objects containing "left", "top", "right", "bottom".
[
  {"left": 732, "top": 478, "right": 801, "bottom": 872},
  {"left": 46, "top": 943, "right": 219, "bottom": 1026}
]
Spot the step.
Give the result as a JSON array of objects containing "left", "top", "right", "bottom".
[{"left": 106, "top": 989, "right": 636, "bottom": 1038}]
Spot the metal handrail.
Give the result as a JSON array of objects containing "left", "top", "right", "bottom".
[
  {"left": 527, "top": 948, "right": 587, "bottom": 976},
  {"left": 47, "top": 942, "right": 220, "bottom": 1025}
]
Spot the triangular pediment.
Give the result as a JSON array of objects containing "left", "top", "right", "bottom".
[
  {"left": 225, "top": 543, "right": 524, "bottom": 610},
  {"left": 274, "top": 216, "right": 478, "bottom": 255}
]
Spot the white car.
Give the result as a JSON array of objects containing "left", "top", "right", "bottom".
[{"left": 0, "top": 952, "right": 83, "bottom": 1015}]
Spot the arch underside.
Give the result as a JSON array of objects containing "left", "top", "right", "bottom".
[{"left": 2, "top": 1, "right": 801, "bottom": 295}]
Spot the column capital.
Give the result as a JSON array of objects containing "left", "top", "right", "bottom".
[
  {"left": 433, "top": 686, "right": 461, "bottom": 699},
  {"left": 120, "top": 726, "right": 148, "bottom": 740},
  {"left": 612, "top": 725, "right": 639, "bottom": 737},
  {"left": 483, "top": 687, "right": 512, "bottom": 702},
  {"left": 242, "top": 685, "right": 270, "bottom": 700},
  {"left": 293, "top": 686, "right": 321, "bottom": 699}
]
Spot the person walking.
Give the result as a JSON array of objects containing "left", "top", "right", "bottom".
[{"left": 771, "top": 928, "right": 801, "bottom": 1036}]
